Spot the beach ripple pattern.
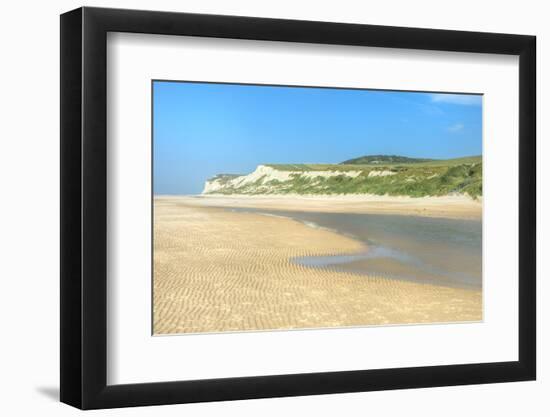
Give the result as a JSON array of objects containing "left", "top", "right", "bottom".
[{"left": 153, "top": 199, "right": 482, "bottom": 334}]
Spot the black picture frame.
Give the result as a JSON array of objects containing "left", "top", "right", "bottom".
[{"left": 60, "top": 6, "right": 536, "bottom": 410}]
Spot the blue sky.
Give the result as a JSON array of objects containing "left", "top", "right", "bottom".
[{"left": 153, "top": 81, "right": 482, "bottom": 195}]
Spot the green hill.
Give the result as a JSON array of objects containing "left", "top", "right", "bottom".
[
  {"left": 203, "top": 155, "right": 483, "bottom": 198},
  {"left": 341, "top": 155, "right": 434, "bottom": 165}
]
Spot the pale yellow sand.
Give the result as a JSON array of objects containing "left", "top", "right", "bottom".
[
  {"left": 161, "top": 193, "right": 482, "bottom": 220},
  {"left": 153, "top": 197, "right": 482, "bottom": 334}
]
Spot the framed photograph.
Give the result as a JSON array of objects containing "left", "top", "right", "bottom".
[{"left": 60, "top": 6, "right": 536, "bottom": 409}]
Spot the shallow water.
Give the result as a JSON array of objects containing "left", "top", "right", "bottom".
[{"left": 229, "top": 208, "right": 482, "bottom": 289}]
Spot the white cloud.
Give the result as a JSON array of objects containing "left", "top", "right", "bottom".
[
  {"left": 448, "top": 123, "right": 464, "bottom": 132},
  {"left": 431, "top": 94, "right": 482, "bottom": 106}
]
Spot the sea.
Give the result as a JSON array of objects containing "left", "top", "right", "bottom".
[{"left": 229, "top": 208, "right": 482, "bottom": 289}]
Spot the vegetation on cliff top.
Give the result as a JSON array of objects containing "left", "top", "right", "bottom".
[{"left": 206, "top": 155, "right": 482, "bottom": 198}]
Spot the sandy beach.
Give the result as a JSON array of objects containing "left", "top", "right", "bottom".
[
  {"left": 165, "top": 194, "right": 482, "bottom": 220},
  {"left": 153, "top": 196, "right": 482, "bottom": 334}
]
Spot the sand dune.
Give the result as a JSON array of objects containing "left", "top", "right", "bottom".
[{"left": 153, "top": 197, "right": 482, "bottom": 334}]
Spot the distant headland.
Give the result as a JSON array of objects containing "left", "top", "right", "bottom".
[{"left": 202, "top": 155, "right": 482, "bottom": 198}]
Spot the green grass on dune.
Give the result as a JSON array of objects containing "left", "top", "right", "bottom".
[
  {"left": 266, "top": 156, "right": 481, "bottom": 171},
  {"left": 208, "top": 173, "right": 242, "bottom": 183},
  {"left": 209, "top": 155, "right": 483, "bottom": 198},
  {"left": 265, "top": 163, "right": 370, "bottom": 172}
]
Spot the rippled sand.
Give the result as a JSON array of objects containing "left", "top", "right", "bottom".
[{"left": 153, "top": 197, "right": 482, "bottom": 334}]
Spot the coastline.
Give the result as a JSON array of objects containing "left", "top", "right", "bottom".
[
  {"left": 153, "top": 197, "right": 482, "bottom": 334},
  {"left": 156, "top": 193, "right": 482, "bottom": 220}
]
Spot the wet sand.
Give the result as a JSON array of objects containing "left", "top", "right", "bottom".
[{"left": 153, "top": 196, "right": 482, "bottom": 334}]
